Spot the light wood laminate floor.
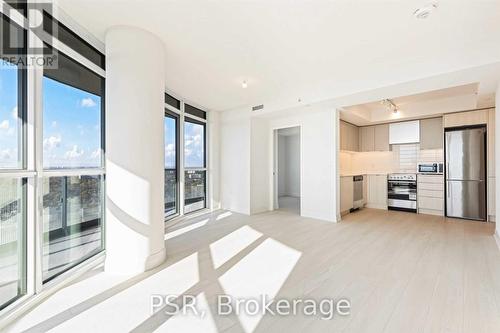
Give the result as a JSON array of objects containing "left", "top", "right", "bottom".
[{"left": 8, "top": 208, "right": 500, "bottom": 333}]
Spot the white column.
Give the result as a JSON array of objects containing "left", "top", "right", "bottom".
[{"left": 105, "top": 26, "right": 166, "bottom": 274}]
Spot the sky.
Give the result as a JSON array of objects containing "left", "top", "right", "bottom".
[
  {"left": 1, "top": 59, "right": 102, "bottom": 169},
  {"left": 42, "top": 76, "right": 102, "bottom": 169},
  {"left": 2, "top": 59, "right": 203, "bottom": 170},
  {"left": 0, "top": 61, "right": 20, "bottom": 169},
  {"left": 165, "top": 117, "right": 204, "bottom": 169}
]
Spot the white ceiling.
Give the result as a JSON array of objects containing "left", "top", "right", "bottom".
[
  {"left": 340, "top": 83, "right": 491, "bottom": 125},
  {"left": 56, "top": 0, "right": 500, "bottom": 113}
]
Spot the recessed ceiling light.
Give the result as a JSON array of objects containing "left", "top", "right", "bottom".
[
  {"left": 414, "top": 2, "right": 438, "bottom": 19},
  {"left": 242, "top": 81, "right": 248, "bottom": 89}
]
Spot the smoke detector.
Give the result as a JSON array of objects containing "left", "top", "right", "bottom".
[{"left": 413, "top": 2, "right": 438, "bottom": 19}]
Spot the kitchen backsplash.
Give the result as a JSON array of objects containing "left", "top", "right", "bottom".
[{"left": 340, "top": 146, "right": 444, "bottom": 175}]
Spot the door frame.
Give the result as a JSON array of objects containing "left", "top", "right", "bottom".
[{"left": 271, "top": 125, "right": 301, "bottom": 213}]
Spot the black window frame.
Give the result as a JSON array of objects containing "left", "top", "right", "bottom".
[
  {"left": 185, "top": 103, "right": 207, "bottom": 120},
  {"left": 42, "top": 11, "right": 105, "bottom": 70},
  {"left": 165, "top": 93, "right": 181, "bottom": 110}
]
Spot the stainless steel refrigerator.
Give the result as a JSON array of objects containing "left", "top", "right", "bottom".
[{"left": 445, "top": 127, "right": 486, "bottom": 221}]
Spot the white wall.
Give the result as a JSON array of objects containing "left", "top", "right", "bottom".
[
  {"left": 220, "top": 109, "right": 251, "bottom": 214},
  {"left": 496, "top": 85, "right": 500, "bottom": 237},
  {"left": 208, "top": 111, "right": 221, "bottom": 210},
  {"left": 248, "top": 107, "right": 338, "bottom": 222},
  {"left": 283, "top": 134, "right": 300, "bottom": 197},
  {"left": 278, "top": 135, "right": 287, "bottom": 197},
  {"left": 250, "top": 117, "right": 270, "bottom": 214},
  {"left": 220, "top": 105, "right": 338, "bottom": 222}
]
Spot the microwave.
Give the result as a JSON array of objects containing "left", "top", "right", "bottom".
[{"left": 418, "top": 162, "right": 443, "bottom": 174}]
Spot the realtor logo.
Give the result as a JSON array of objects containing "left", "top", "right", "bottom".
[{"left": 1, "top": 0, "right": 58, "bottom": 68}]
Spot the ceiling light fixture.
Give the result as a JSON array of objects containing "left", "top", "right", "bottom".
[
  {"left": 381, "top": 99, "right": 399, "bottom": 114},
  {"left": 241, "top": 80, "right": 248, "bottom": 89},
  {"left": 413, "top": 2, "right": 438, "bottom": 19}
]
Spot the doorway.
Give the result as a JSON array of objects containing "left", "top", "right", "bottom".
[{"left": 274, "top": 126, "right": 301, "bottom": 214}]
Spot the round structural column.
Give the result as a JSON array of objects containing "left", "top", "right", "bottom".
[{"left": 105, "top": 26, "right": 166, "bottom": 274}]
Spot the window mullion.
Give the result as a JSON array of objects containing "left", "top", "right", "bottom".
[
  {"left": 179, "top": 103, "right": 185, "bottom": 216},
  {"left": 30, "top": 6, "right": 45, "bottom": 294}
]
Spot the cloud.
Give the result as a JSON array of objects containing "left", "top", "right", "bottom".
[
  {"left": 43, "top": 135, "right": 62, "bottom": 150},
  {"left": 80, "top": 97, "right": 97, "bottom": 108},
  {"left": 0, "top": 119, "right": 9, "bottom": 130},
  {"left": 184, "top": 133, "right": 202, "bottom": 158},
  {"left": 0, "top": 149, "right": 12, "bottom": 160},
  {"left": 90, "top": 148, "right": 101, "bottom": 159},
  {"left": 0, "top": 119, "right": 15, "bottom": 136},
  {"left": 51, "top": 121, "right": 57, "bottom": 128},
  {"left": 165, "top": 143, "right": 175, "bottom": 157},
  {"left": 11, "top": 107, "right": 17, "bottom": 119},
  {"left": 65, "top": 145, "right": 84, "bottom": 159}
]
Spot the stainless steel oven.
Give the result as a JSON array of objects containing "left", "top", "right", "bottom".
[{"left": 387, "top": 174, "right": 417, "bottom": 213}]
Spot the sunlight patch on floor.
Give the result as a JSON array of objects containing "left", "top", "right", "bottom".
[
  {"left": 165, "top": 219, "right": 209, "bottom": 240},
  {"left": 218, "top": 238, "right": 302, "bottom": 333},
  {"left": 48, "top": 252, "right": 200, "bottom": 332},
  {"left": 155, "top": 292, "right": 217, "bottom": 333},
  {"left": 210, "top": 226, "right": 263, "bottom": 269},
  {"left": 216, "top": 211, "right": 233, "bottom": 221}
]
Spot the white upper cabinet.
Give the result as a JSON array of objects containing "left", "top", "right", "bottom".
[{"left": 389, "top": 120, "right": 420, "bottom": 144}]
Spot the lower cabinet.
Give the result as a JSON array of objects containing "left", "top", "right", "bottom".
[
  {"left": 340, "top": 176, "right": 354, "bottom": 214},
  {"left": 366, "top": 174, "right": 387, "bottom": 209},
  {"left": 417, "top": 175, "right": 444, "bottom": 216}
]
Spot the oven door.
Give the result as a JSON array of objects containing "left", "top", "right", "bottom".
[{"left": 387, "top": 180, "right": 417, "bottom": 201}]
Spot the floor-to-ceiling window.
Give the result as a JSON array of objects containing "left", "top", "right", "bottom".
[
  {"left": 184, "top": 114, "right": 206, "bottom": 214},
  {"left": 0, "top": 3, "right": 105, "bottom": 311},
  {"left": 0, "top": 12, "right": 27, "bottom": 310},
  {"left": 164, "top": 96, "right": 208, "bottom": 220},
  {"left": 164, "top": 110, "right": 178, "bottom": 218},
  {"left": 42, "top": 47, "right": 104, "bottom": 281}
]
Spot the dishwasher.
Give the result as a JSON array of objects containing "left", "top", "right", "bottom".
[{"left": 352, "top": 175, "right": 364, "bottom": 211}]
